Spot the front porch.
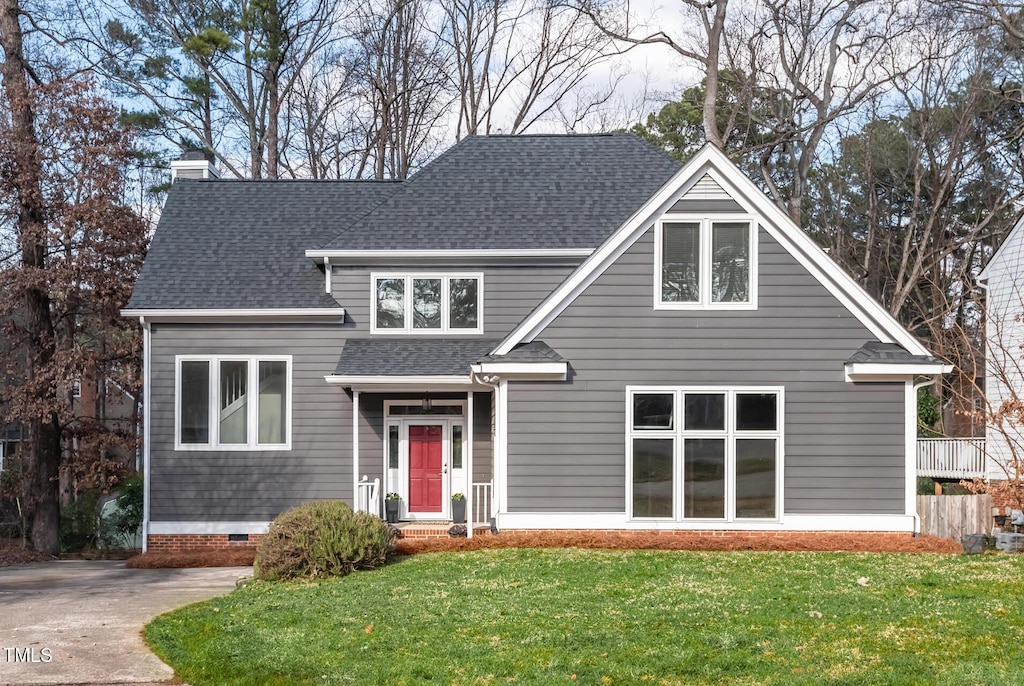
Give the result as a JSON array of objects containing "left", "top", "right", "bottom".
[{"left": 348, "top": 390, "right": 498, "bottom": 538}]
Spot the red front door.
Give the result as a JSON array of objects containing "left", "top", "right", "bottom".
[{"left": 408, "top": 425, "right": 443, "bottom": 512}]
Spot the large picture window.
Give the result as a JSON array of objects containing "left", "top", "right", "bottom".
[
  {"left": 372, "top": 274, "right": 482, "bottom": 334},
  {"left": 658, "top": 218, "right": 754, "bottom": 309},
  {"left": 176, "top": 356, "right": 291, "bottom": 450},
  {"left": 628, "top": 387, "right": 780, "bottom": 521}
]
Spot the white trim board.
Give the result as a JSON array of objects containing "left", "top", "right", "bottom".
[
  {"left": 307, "top": 248, "right": 593, "bottom": 262},
  {"left": 123, "top": 308, "right": 345, "bottom": 323},
  {"left": 149, "top": 521, "right": 271, "bottom": 535},
  {"left": 495, "top": 512, "right": 915, "bottom": 533},
  {"left": 492, "top": 144, "right": 932, "bottom": 358}
]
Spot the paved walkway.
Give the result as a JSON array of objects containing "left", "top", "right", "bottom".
[{"left": 0, "top": 561, "right": 249, "bottom": 685}]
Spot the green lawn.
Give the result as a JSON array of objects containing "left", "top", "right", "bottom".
[{"left": 145, "top": 549, "right": 1024, "bottom": 686}]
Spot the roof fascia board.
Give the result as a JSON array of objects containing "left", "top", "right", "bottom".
[
  {"left": 844, "top": 362, "right": 953, "bottom": 382},
  {"left": 306, "top": 248, "right": 593, "bottom": 264},
  {"left": 491, "top": 148, "right": 717, "bottom": 356},
  {"left": 122, "top": 308, "right": 344, "bottom": 323},
  {"left": 978, "top": 212, "right": 1024, "bottom": 282},
  {"left": 324, "top": 374, "right": 489, "bottom": 392},
  {"left": 470, "top": 361, "right": 567, "bottom": 379},
  {"left": 494, "top": 144, "right": 930, "bottom": 357}
]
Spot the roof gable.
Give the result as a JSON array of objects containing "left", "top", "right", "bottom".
[
  {"left": 493, "top": 144, "right": 932, "bottom": 357},
  {"left": 979, "top": 212, "right": 1024, "bottom": 283}
]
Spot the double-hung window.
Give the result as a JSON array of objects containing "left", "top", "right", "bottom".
[
  {"left": 657, "top": 217, "right": 755, "bottom": 309},
  {"left": 176, "top": 356, "right": 291, "bottom": 450},
  {"left": 628, "top": 387, "right": 781, "bottom": 521},
  {"left": 373, "top": 273, "right": 482, "bottom": 334}
]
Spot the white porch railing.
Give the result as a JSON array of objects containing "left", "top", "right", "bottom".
[
  {"left": 472, "top": 481, "right": 493, "bottom": 526},
  {"left": 356, "top": 475, "right": 381, "bottom": 516},
  {"left": 917, "top": 439, "right": 987, "bottom": 479}
]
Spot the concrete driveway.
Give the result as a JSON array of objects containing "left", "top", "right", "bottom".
[{"left": 0, "top": 561, "right": 249, "bottom": 685}]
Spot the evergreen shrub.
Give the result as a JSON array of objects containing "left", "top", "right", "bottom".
[{"left": 254, "top": 500, "right": 396, "bottom": 581}]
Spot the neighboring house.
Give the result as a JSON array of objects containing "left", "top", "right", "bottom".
[
  {"left": 978, "top": 213, "right": 1024, "bottom": 484},
  {"left": 123, "top": 136, "right": 949, "bottom": 552}
]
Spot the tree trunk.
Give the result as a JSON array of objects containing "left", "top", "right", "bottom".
[{"left": 0, "top": 0, "right": 63, "bottom": 555}]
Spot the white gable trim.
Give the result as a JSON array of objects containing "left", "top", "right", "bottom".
[
  {"left": 493, "top": 145, "right": 929, "bottom": 357},
  {"left": 978, "top": 212, "right": 1024, "bottom": 282}
]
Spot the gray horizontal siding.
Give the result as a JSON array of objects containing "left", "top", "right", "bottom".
[
  {"left": 149, "top": 324, "right": 352, "bottom": 521},
  {"left": 506, "top": 224, "right": 906, "bottom": 516},
  {"left": 332, "top": 265, "right": 573, "bottom": 338}
]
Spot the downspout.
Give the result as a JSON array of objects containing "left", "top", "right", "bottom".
[
  {"left": 911, "top": 376, "right": 940, "bottom": 537},
  {"left": 140, "top": 316, "right": 151, "bottom": 553}
]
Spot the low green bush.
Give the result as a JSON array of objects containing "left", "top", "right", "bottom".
[{"left": 254, "top": 500, "right": 396, "bottom": 581}]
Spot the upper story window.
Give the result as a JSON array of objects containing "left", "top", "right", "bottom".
[
  {"left": 176, "top": 355, "right": 291, "bottom": 451},
  {"left": 656, "top": 217, "right": 755, "bottom": 310},
  {"left": 372, "top": 273, "right": 482, "bottom": 334}
]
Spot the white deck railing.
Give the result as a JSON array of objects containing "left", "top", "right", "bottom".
[
  {"left": 472, "top": 481, "right": 493, "bottom": 526},
  {"left": 917, "top": 439, "right": 987, "bottom": 479},
  {"left": 356, "top": 475, "right": 381, "bottom": 516}
]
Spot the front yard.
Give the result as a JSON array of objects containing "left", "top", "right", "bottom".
[{"left": 146, "top": 549, "right": 1024, "bottom": 685}]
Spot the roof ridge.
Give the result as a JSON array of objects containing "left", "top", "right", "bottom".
[{"left": 314, "top": 136, "right": 481, "bottom": 249}]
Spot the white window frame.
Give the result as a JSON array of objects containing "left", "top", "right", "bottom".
[
  {"left": 626, "top": 386, "right": 783, "bottom": 522},
  {"left": 370, "top": 273, "right": 484, "bottom": 334},
  {"left": 174, "top": 355, "right": 292, "bottom": 451},
  {"left": 653, "top": 215, "right": 757, "bottom": 311}
]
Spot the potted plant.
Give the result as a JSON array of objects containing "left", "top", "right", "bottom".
[
  {"left": 385, "top": 492, "right": 401, "bottom": 524},
  {"left": 451, "top": 492, "right": 466, "bottom": 524}
]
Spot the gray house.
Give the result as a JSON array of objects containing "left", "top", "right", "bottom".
[{"left": 123, "top": 136, "right": 948, "bottom": 552}]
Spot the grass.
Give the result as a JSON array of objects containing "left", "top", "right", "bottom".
[{"left": 145, "top": 549, "right": 1024, "bottom": 686}]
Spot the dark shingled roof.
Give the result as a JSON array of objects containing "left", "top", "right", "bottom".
[
  {"left": 128, "top": 134, "right": 680, "bottom": 310},
  {"left": 320, "top": 134, "right": 682, "bottom": 251},
  {"left": 127, "top": 180, "right": 402, "bottom": 310},
  {"left": 335, "top": 339, "right": 502, "bottom": 376},
  {"left": 847, "top": 341, "right": 945, "bottom": 365},
  {"left": 481, "top": 341, "right": 564, "bottom": 362}
]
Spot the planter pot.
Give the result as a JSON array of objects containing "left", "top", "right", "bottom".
[
  {"left": 385, "top": 500, "right": 401, "bottom": 524},
  {"left": 451, "top": 499, "right": 466, "bottom": 524}
]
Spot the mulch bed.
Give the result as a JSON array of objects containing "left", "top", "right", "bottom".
[
  {"left": 0, "top": 537, "right": 57, "bottom": 567},
  {"left": 125, "top": 549, "right": 258, "bottom": 569},
  {"left": 123, "top": 531, "right": 961, "bottom": 568},
  {"left": 395, "top": 531, "right": 963, "bottom": 555}
]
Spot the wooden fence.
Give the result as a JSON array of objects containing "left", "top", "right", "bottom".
[{"left": 917, "top": 494, "right": 993, "bottom": 540}]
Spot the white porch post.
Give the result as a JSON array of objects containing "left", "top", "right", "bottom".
[
  {"left": 352, "top": 390, "right": 360, "bottom": 512},
  {"left": 467, "top": 391, "right": 474, "bottom": 539},
  {"left": 496, "top": 380, "right": 507, "bottom": 523}
]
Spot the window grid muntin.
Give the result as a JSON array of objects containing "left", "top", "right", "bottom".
[
  {"left": 175, "top": 355, "right": 292, "bottom": 451},
  {"left": 655, "top": 216, "right": 756, "bottom": 310},
  {"left": 371, "top": 273, "right": 483, "bottom": 334},
  {"left": 627, "top": 387, "right": 781, "bottom": 522}
]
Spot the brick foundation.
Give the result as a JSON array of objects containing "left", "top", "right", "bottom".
[
  {"left": 148, "top": 528, "right": 915, "bottom": 550},
  {"left": 989, "top": 481, "right": 1024, "bottom": 512},
  {"left": 148, "top": 534, "right": 262, "bottom": 553}
]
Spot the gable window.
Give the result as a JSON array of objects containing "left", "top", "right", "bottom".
[
  {"left": 176, "top": 356, "right": 291, "bottom": 450},
  {"left": 628, "top": 387, "right": 781, "bottom": 522},
  {"left": 657, "top": 218, "right": 755, "bottom": 309},
  {"left": 372, "top": 274, "right": 482, "bottom": 334}
]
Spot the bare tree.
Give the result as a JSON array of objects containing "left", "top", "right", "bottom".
[
  {"left": 573, "top": 0, "right": 731, "bottom": 147},
  {"left": 69, "top": 0, "right": 339, "bottom": 178},
  {"left": 348, "top": 0, "right": 453, "bottom": 179}
]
